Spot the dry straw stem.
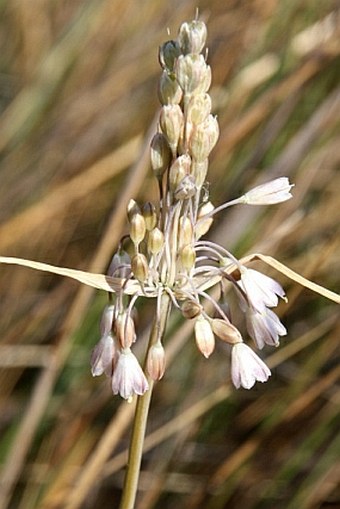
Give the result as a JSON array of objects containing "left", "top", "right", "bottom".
[{"left": 1, "top": 253, "right": 338, "bottom": 302}]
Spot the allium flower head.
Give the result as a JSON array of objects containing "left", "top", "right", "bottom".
[{"left": 89, "top": 17, "right": 291, "bottom": 398}]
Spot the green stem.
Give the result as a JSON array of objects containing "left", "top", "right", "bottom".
[{"left": 119, "top": 293, "right": 171, "bottom": 509}]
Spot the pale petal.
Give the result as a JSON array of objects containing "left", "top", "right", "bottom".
[
  {"left": 99, "top": 305, "right": 115, "bottom": 337},
  {"left": 242, "top": 177, "right": 294, "bottom": 205},
  {"left": 240, "top": 268, "right": 286, "bottom": 311},
  {"left": 246, "top": 307, "right": 287, "bottom": 349},
  {"left": 111, "top": 349, "right": 149, "bottom": 400},
  {"left": 91, "top": 335, "right": 114, "bottom": 377},
  {"left": 231, "top": 343, "right": 271, "bottom": 389}
]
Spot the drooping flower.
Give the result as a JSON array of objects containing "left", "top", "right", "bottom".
[
  {"left": 245, "top": 306, "right": 287, "bottom": 349},
  {"left": 111, "top": 348, "right": 149, "bottom": 400},
  {"left": 91, "top": 335, "right": 114, "bottom": 377},
  {"left": 99, "top": 304, "right": 115, "bottom": 336},
  {"left": 231, "top": 342, "right": 271, "bottom": 389},
  {"left": 239, "top": 268, "right": 286, "bottom": 312}
]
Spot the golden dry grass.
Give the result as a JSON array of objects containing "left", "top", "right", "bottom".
[{"left": 0, "top": 1, "right": 339, "bottom": 508}]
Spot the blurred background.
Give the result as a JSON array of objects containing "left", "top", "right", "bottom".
[{"left": 0, "top": 1, "right": 339, "bottom": 508}]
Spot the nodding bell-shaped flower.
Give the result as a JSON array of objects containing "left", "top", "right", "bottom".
[
  {"left": 239, "top": 268, "right": 286, "bottom": 312},
  {"left": 240, "top": 177, "right": 294, "bottom": 205},
  {"left": 231, "top": 342, "right": 271, "bottom": 390},
  {"left": 99, "top": 304, "right": 115, "bottom": 337},
  {"left": 245, "top": 306, "right": 287, "bottom": 350},
  {"left": 111, "top": 348, "right": 149, "bottom": 400},
  {"left": 91, "top": 335, "right": 114, "bottom": 377}
]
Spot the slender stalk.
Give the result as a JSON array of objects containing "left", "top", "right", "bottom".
[{"left": 119, "top": 293, "right": 171, "bottom": 509}]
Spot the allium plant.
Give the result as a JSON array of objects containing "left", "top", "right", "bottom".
[
  {"left": 1, "top": 16, "right": 338, "bottom": 509},
  {"left": 93, "top": 18, "right": 292, "bottom": 508}
]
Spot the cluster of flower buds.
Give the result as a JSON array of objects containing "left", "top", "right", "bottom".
[{"left": 91, "top": 18, "right": 294, "bottom": 399}]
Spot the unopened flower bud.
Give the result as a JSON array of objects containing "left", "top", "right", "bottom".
[
  {"left": 147, "top": 227, "right": 164, "bottom": 254},
  {"left": 147, "top": 343, "right": 166, "bottom": 380},
  {"left": 191, "top": 158, "right": 208, "bottom": 188},
  {"left": 189, "top": 115, "right": 219, "bottom": 162},
  {"left": 186, "top": 93, "right": 212, "bottom": 124},
  {"left": 159, "top": 40, "right": 181, "bottom": 71},
  {"left": 211, "top": 318, "right": 242, "bottom": 345},
  {"left": 181, "top": 299, "right": 201, "bottom": 319},
  {"left": 131, "top": 253, "right": 149, "bottom": 282},
  {"left": 194, "top": 316, "right": 215, "bottom": 358},
  {"left": 179, "top": 244, "right": 196, "bottom": 271},
  {"left": 169, "top": 154, "right": 191, "bottom": 192},
  {"left": 158, "top": 71, "right": 183, "bottom": 105},
  {"left": 150, "top": 133, "right": 172, "bottom": 177},
  {"left": 178, "top": 216, "right": 194, "bottom": 249},
  {"left": 178, "top": 20, "right": 207, "bottom": 55},
  {"left": 174, "top": 175, "right": 197, "bottom": 200},
  {"left": 195, "top": 201, "right": 214, "bottom": 239},
  {"left": 130, "top": 212, "right": 146, "bottom": 246},
  {"left": 142, "top": 202, "right": 158, "bottom": 231},
  {"left": 115, "top": 312, "right": 136, "bottom": 349},
  {"left": 127, "top": 199, "right": 141, "bottom": 222},
  {"left": 176, "top": 54, "right": 211, "bottom": 95},
  {"left": 159, "top": 104, "right": 184, "bottom": 153}
]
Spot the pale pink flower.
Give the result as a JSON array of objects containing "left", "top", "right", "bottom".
[
  {"left": 246, "top": 306, "right": 287, "bottom": 349},
  {"left": 239, "top": 268, "right": 286, "bottom": 311},
  {"left": 99, "top": 305, "right": 115, "bottom": 337},
  {"left": 231, "top": 343, "right": 271, "bottom": 389},
  {"left": 111, "top": 348, "right": 149, "bottom": 400},
  {"left": 241, "top": 177, "right": 293, "bottom": 205},
  {"left": 91, "top": 335, "right": 114, "bottom": 377}
]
